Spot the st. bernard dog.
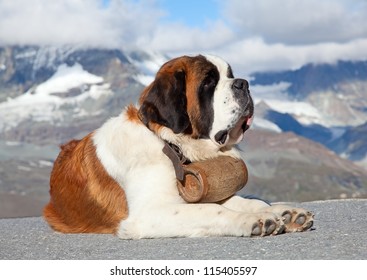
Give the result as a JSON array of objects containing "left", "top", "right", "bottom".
[{"left": 44, "top": 55, "right": 314, "bottom": 238}]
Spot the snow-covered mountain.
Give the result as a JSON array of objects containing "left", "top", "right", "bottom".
[
  {"left": 0, "top": 45, "right": 366, "bottom": 217},
  {"left": 0, "top": 46, "right": 169, "bottom": 144},
  {"left": 249, "top": 60, "right": 367, "bottom": 167}
]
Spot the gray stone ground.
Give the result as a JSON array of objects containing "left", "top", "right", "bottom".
[{"left": 0, "top": 199, "right": 366, "bottom": 260}]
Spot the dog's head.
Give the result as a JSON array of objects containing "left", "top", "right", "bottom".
[{"left": 138, "top": 55, "right": 253, "bottom": 147}]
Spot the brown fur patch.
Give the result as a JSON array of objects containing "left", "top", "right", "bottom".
[
  {"left": 126, "top": 104, "right": 141, "bottom": 124},
  {"left": 43, "top": 134, "right": 128, "bottom": 234}
]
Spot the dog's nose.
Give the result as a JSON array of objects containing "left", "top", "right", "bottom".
[
  {"left": 232, "top": 79, "right": 249, "bottom": 91},
  {"left": 232, "top": 79, "right": 252, "bottom": 110}
]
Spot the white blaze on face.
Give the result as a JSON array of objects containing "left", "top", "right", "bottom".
[{"left": 205, "top": 55, "right": 244, "bottom": 146}]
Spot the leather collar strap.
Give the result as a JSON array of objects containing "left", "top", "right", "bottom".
[
  {"left": 162, "top": 142, "right": 190, "bottom": 181},
  {"left": 136, "top": 111, "right": 189, "bottom": 181}
]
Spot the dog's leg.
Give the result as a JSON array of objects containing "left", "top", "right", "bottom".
[
  {"left": 222, "top": 196, "right": 314, "bottom": 233},
  {"left": 117, "top": 203, "right": 285, "bottom": 239},
  {"left": 221, "top": 195, "right": 270, "bottom": 212}
]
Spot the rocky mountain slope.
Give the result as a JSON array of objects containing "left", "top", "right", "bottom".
[{"left": 238, "top": 130, "right": 367, "bottom": 202}]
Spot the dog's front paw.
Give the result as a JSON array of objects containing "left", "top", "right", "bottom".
[{"left": 268, "top": 205, "right": 314, "bottom": 233}]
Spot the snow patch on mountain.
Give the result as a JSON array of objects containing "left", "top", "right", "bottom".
[
  {"left": 251, "top": 83, "right": 324, "bottom": 126},
  {"left": 0, "top": 63, "right": 111, "bottom": 131},
  {"left": 263, "top": 99, "right": 322, "bottom": 125},
  {"left": 252, "top": 117, "right": 282, "bottom": 133},
  {"left": 32, "top": 63, "right": 103, "bottom": 95}
]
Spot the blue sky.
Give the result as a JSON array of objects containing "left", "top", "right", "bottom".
[
  {"left": 156, "top": 0, "right": 220, "bottom": 27},
  {"left": 1, "top": 0, "right": 367, "bottom": 74},
  {"left": 101, "top": 0, "right": 220, "bottom": 27}
]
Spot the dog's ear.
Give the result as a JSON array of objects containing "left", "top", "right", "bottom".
[{"left": 138, "top": 70, "right": 190, "bottom": 134}]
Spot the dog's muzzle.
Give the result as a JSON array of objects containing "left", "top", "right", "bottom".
[{"left": 214, "top": 78, "right": 254, "bottom": 145}]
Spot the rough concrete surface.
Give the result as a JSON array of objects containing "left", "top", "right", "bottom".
[{"left": 0, "top": 199, "right": 366, "bottom": 260}]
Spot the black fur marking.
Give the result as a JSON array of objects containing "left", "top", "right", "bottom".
[
  {"left": 195, "top": 65, "right": 219, "bottom": 138},
  {"left": 139, "top": 70, "right": 190, "bottom": 134},
  {"left": 227, "top": 65, "right": 234, "bottom": 78}
]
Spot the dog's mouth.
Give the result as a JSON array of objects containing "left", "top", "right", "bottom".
[
  {"left": 229, "top": 115, "right": 254, "bottom": 143},
  {"left": 214, "top": 115, "right": 253, "bottom": 145}
]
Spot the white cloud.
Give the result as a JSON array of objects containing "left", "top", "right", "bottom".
[
  {"left": 0, "top": 0, "right": 162, "bottom": 48},
  {"left": 143, "top": 20, "right": 234, "bottom": 53},
  {"left": 0, "top": 0, "right": 232, "bottom": 51},
  {"left": 213, "top": 37, "right": 367, "bottom": 75},
  {"left": 221, "top": 0, "right": 367, "bottom": 45}
]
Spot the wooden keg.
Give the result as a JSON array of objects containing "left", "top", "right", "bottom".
[{"left": 177, "top": 156, "right": 248, "bottom": 203}]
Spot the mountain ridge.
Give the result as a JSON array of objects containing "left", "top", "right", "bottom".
[{"left": 251, "top": 60, "right": 367, "bottom": 98}]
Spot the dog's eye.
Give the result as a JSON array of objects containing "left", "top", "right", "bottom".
[{"left": 203, "top": 76, "right": 216, "bottom": 90}]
